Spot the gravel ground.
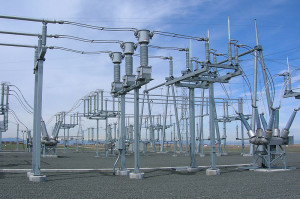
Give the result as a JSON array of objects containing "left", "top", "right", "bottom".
[{"left": 0, "top": 150, "right": 300, "bottom": 198}]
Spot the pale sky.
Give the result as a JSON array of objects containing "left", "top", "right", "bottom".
[{"left": 0, "top": 0, "right": 299, "bottom": 142}]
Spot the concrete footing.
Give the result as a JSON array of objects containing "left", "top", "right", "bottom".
[
  {"left": 116, "top": 170, "right": 130, "bottom": 176},
  {"left": 129, "top": 172, "right": 144, "bottom": 179},
  {"left": 252, "top": 168, "right": 292, "bottom": 172},
  {"left": 222, "top": 153, "right": 228, "bottom": 156},
  {"left": 172, "top": 154, "right": 177, "bottom": 157},
  {"left": 41, "top": 155, "right": 58, "bottom": 158},
  {"left": 243, "top": 154, "right": 253, "bottom": 157},
  {"left": 200, "top": 154, "right": 205, "bottom": 157},
  {"left": 28, "top": 173, "right": 46, "bottom": 182},
  {"left": 216, "top": 153, "right": 222, "bottom": 157},
  {"left": 206, "top": 168, "right": 221, "bottom": 176}
]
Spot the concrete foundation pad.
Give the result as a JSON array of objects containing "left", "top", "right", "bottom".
[
  {"left": 243, "top": 154, "right": 253, "bottom": 157},
  {"left": 41, "top": 155, "right": 58, "bottom": 158},
  {"left": 222, "top": 153, "right": 228, "bottom": 156},
  {"left": 28, "top": 174, "right": 46, "bottom": 182},
  {"left": 116, "top": 170, "right": 130, "bottom": 176},
  {"left": 216, "top": 153, "right": 222, "bottom": 157},
  {"left": 172, "top": 154, "right": 177, "bottom": 157},
  {"left": 187, "top": 167, "right": 201, "bottom": 172},
  {"left": 94, "top": 156, "right": 100, "bottom": 158},
  {"left": 206, "top": 168, "right": 221, "bottom": 176},
  {"left": 200, "top": 154, "right": 205, "bottom": 157},
  {"left": 129, "top": 172, "right": 144, "bottom": 179},
  {"left": 26, "top": 171, "right": 32, "bottom": 177}
]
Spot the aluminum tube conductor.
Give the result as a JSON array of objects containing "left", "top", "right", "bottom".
[{"left": 281, "top": 108, "right": 299, "bottom": 139}]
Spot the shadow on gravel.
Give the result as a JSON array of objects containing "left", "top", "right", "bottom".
[
  {"left": 46, "top": 172, "right": 112, "bottom": 182},
  {"left": 144, "top": 169, "right": 195, "bottom": 179},
  {"left": 0, "top": 172, "right": 5, "bottom": 179}
]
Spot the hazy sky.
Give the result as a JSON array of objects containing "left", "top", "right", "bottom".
[{"left": 1, "top": 0, "right": 299, "bottom": 141}]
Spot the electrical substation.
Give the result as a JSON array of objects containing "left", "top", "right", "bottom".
[{"left": 0, "top": 14, "right": 299, "bottom": 194}]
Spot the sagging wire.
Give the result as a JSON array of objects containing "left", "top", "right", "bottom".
[
  {"left": 63, "top": 21, "right": 137, "bottom": 32},
  {"left": 48, "top": 46, "right": 111, "bottom": 55},
  {"left": 9, "top": 109, "right": 28, "bottom": 130},
  {"left": 9, "top": 85, "right": 33, "bottom": 110},
  {"left": 9, "top": 92, "right": 33, "bottom": 114},
  {"left": 152, "top": 30, "right": 205, "bottom": 41}
]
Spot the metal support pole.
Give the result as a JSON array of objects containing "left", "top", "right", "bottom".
[
  {"left": 31, "top": 23, "right": 47, "bottom": 180},
  {"left": 238, "top": 98, "right": 245, "bottom": 155},
  {"left": 96, "top": 119, "right": 99, "bottom": 157},
  {"left": 189, "top": 88, "right": 196, "bottom": 168},
  {"left": 199, "top": 88, "right": 205, "bottom": 157},
  {"left": 120, "top": 94, "right": 126, "bottom": 171},
  {"left": 209, "top": 83, "right": 216, "bottom": 169},
  {"left": 133, "top": 88, "right": 140, "bottom": 173},
  {"left": 16, "top": 123, "right": 19, "bottom": 151}
]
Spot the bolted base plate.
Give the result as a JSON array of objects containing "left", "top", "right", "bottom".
[
  {"left": 116, "top": 170, "right": 130, "bottom": 176},
  {"left": 28, "top": 173, "right": 46, "bottom": 182},
  {"left": 129, "top": 172, "right": 145, "bottom": 179},
  {"left": 206, "top": 168, "right": 221, "bottom": 176}
]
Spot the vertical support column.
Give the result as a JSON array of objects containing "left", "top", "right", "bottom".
[
  {"left": 29, "top": 23, "right": 47, "bottom": 182},
  {"left": 16, "top": 123, "right": 19, "bottom": 151},
  {"left": 160, "top": 86, "right": 170, "bottom": 152},
  {"left": 95, "top": 119, "right": 99, "bottom": 157},
  {"left": 206, "top": 83, "right": 220, "bottom": 175},
  {"left": 238, "top": 98, "right": 245, "bottom": 155},
  {"left": 199, "top": 89, "right": 205, "bottom": 157},
  {"left": 129, "top": 88, "right": 144, "bottom": 179},
  {"left": 188, "top": 87, "right": 197, "bottom": 171},
  {"left": 222, "top": 101, "right": 228, "bottom": 155},
  {"left": 171, "top": 85, "right": 183, "bottom": 152}
]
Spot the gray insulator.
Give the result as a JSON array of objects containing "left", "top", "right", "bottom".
[
  {"left": 228, "top": 42, "right": 232, "bottom": 65},
  {"left": 42, "top": 24, "right": 47, "bottom": 46},
  {"left": 205, "top": 40, "right": 210, "bottom": 63},
  {"left": 186, "top": 50, "right": 190, "bottom": 70},
  {"left": 114, "top": 64, "right": 120, "bottom": 82},
  {"left": 125, "top": 55, "right": 133, "bottom": 75},
  {"left": 169, "top": 57, "right": 173, "bottom": 77},
  {"left": 234, "top": 45, "right": 238, "bottom": 65},
  {"left": 140, "top": 44, "right": 148, "bottom": 67}
]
